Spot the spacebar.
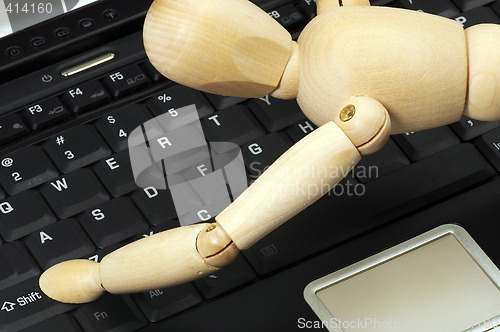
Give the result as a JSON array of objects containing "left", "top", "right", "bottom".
[{"left": 243, "top": 143, "right": 495, "bottom": 274}]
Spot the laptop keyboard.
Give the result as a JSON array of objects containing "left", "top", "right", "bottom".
[{"left": 1, "top": 0, "right": 500, "bottom": 331}]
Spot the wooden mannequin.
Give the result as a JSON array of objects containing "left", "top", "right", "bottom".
[{"left": 40, "top": 0, "right": 500, "bottom": 303}]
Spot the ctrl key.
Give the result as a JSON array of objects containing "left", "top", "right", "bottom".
[
  {"left": 0, "top": 277, "right": 74, "bottom": 331},
  {"left": 74, "top": 294, "right": 146, "bottom": 331}
]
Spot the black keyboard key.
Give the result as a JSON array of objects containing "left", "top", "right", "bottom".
[
  {"left": 96, "top": 104, "right": 152, "bottom": 152},
  {"left": 450, "top": 116, "right": 500, "bottom": 140},
  {"left": 141, "top": 61, "right": 165, "bottom": 82},
  {"left": 393, "top": 126, "right": 460, "bottom": 161},
  {"left": 354, "top": 138, "right": 410, "bottom": 183},
  {"left": 243, "top": 144, "right": 494, "bottom": 274},
  {"left": 0, "top": 188, "right": 4, "bottom": 200},
  {"left": 39, "top": 168, "right": 109, "bottom": 219},
  {"left": 25, "top": 219, "right": 95, "bottom": 270},
  {"left": 20, "top": 314, "right": 82, "bottom": 332},
  {"left": 269, "top": 4, "right": 305, "bottom": 30},
  {"left": 0, "top": 113, "right": 29, "bottom": 145},
  {"left": 0, "top": 190, "right": 56, "bottom": 241},
  {"left": 451, "top": 0, "right": 494, "bottom": 11},
  {"left": 0, "top": 277, "right": 74, "bottom": 331},
  {"left": 0, "top": 242, "right": 39, "bottom": 290},
  {"left": 146, "top": 85, "right": 214, "bottom": 119},
  {"left": 203, "top": 93, "right": 247, "bottom": 110},
  {"left": 242, "top": 133, "right": 292, "bottom": 178},
  {"left": 285, "top": 119, "right": 317, "bottom": 142},
  {"left": 193, "top": 256, "right": 256, "bottom": 299},
  {"left": 74, "top": 295, "right": 146, "bottom": 332},
  {"left": 247, "top": 95, "right": 305, "bottom": 132},
  {"left": 297, "top": 0, "right": 317, "bottom": 20},
  {"left": 476, "top": 127, "right": 500, "bottom": 171},
  {"left": 43, "top": 125, "right": 111, "bottom": 173},
  {"left": 102, "top": 65, "right": 151, "bottom": 98},
  {"left": 391, "top": 0, "right": 460, "bottom": 17},
  {"left": 250, "top": 0, "right": 294, "bottom": 11},
  {"left": 131, "top": 187, "right": 178, "bottom": 226},
  {"left": 21, "top": 98, "right": 70, "bottom": 130},
  {"left": 85, "top": 242, "right": 124, "bottom": 263},
  {"left": 453, "top": 6, "right": 500, "bottom": 28},
  {"left": 201, "top": 105, "right": 266, "bottom": 148},
  {"left": 132, "top": 284, "right": 202, "bottom": 322},
  {"left": 0, "top": 146, "right": 58, "bottom": 195},
  {"left": 78, "top": 197, "right": 149, "bottom": 248},
  {"left": 93, "top": 150, "right": 138, "bottom": 197},
  {"left": 62, "top": 81, "right": 111, "bottom": 113}
]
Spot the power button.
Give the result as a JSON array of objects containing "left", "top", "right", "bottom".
[
  {"left": 41, "top": 75, "right": 53, "bottom": 83},
  {"left": 6, "top": 46, "right": 23, "bottom": 58}
]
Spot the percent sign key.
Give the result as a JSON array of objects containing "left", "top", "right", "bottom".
[{"left": 148, "top": 86, "right": 215, "bottom": 119}]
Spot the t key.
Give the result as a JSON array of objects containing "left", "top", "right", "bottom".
[{"left": 43, "top": 125, "right": 111, "bottom": 173}]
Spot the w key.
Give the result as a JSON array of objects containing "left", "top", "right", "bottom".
[
  {"left": 43, "top": 125, "right": 111, "bottom": 173},
  {"left": 0, "top": 146, "right": 58, "bottom": 195}
]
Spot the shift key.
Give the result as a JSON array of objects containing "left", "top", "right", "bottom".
[{"left": 0, "top": 277, "right": 74, "bottom": 331}]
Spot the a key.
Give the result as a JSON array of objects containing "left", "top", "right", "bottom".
[
  {"left": 0, "top": 242, "right": 39, "bottom": 291},
  {"left": 39, "top": 168, "right": 109, "bottom": 219},
  {"left": 132, "top": 283, "right": 202, "bottom": 322},
  {"left": 102, "top": 65, "right": 151, "bottom": 98},
  {"left": 74, "top": 294, "right": 146, "bottom": 332},
  {"left": 269, "top": 4, "right": 305, "bottom": 30},
  {"left": 95, "top": 104, "right": 152, "bottom": 152},
  {"left": 450, "top": 116, "right": 500, "bottom": 140},
  {"left": 247, "top": 95, "right": 305, "bottom": 132},
  {"left": 43, "top": 125, "right": 111, "bottom": 173},
  {"left": 0, "top": 113, "right": 29, "bottom": 145},
  {"left": 475, "top": 127, "right": 500, "bottom": 171},
  {"left": 451, "top": 0, "right": 494, "bottom": 12},
  {"left": 243, "top": 144, "right": 494, "bottom": 274},
  {"left": 391, "top": 0, "right": 460, "bottom": 17},
  {"left": 141, "top": 61, "right": 165, "bottom": 82},
  {"left": 393, "top": 126, "right": 460, "bottom": 161},
  {"left": 453, "top": 6, "right": 500, "bottom": 29},
  {"left": 93, "top": 150, "right": 138, "bottom": 197},
  {"left": 285, "top": 119, "right": 317, "bottom": 142},
  {"left": 0, "top": 146, "right": 58, "bottom": 195},
  {"left": 62, "top": 81, "right": 111, "bottom": 113},
  {"left": 24, "top": 219, "right": 95, "bottom": 270},
  {"left": 193, "top": 256, "right": 256, "bottom": 299},
  {"left": 19, "top": 314, "right": 82, "bottom": 332},
  {"left": 78, "top": 197, "right": 149, "bottom": 248},
  {"left": 201, "top": 105, "right": 266, "bottom": 147},
  {"left": 0, "top": 190, "right": 56, "bottom": 241},
  {"left": 21, "top": 98, "right": 70, "bottom": 130},
  {"left": 354, "top": 138, "right": 410, "bottom": 183},
  {"left": 242, "top": 132, "right": 292, "bottom": 178},
  {"left": 131, "top": 187, "right": 178, "bottom": 226},
  {"left": 0, "top": 277, "right": 74, "bottom": 331},
  {"left": 146, "top": 85, "right": 214, "bottom": 119}
]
